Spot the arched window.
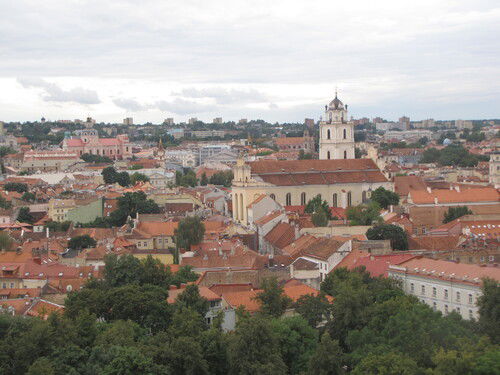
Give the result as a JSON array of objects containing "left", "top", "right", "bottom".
[
  {"left": 347, "top": 191, "right": 352, "bottom": 207},
  {"left": 332, "top": 193, "right": 338, "bottom": 207},
  {"left": 286, "top": 193, "right": 292, "bottom": 206},
  {"left": 270, "top": 194, "right": 276, "bottom": 200},
  {"left": 343, "top": 128, "right": 347, "bottom": 139},
  {"left": 327, "top": 129, "right": 331, "bottom": 140},
  {"left": 362, "top": 191, "right": 367, "bottom": 203},
  {"left": 327, "top": 151, "right": 331, "bottom": 160},
  {"left": 344, "top": 150, "right": 347, "bottom": 159},
  {"left": 301, "top": 192, "right": 306, "bottom": 206}
]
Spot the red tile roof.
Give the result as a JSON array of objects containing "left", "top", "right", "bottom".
[
  {"left": 264, "top": 223, "right": 296, "bottom": 250},
  {"left": 409, "top": 188, "right": 499, "bottom": 204}
]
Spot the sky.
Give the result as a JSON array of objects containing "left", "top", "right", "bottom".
[{"left": 0, "top": 0, "right": 499, "bottom": 124}]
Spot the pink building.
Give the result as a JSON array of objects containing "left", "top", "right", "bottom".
[{"left": 62, "top": 129, "right": 132, "bottom": 159}]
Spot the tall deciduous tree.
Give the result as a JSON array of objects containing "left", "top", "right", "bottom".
[
  {"left": 366, "top": 224, "right": 408, "bottom": 250},
  {"left": 443, "top": 206, "right": 473, "bottom": 224},
  {"left": 307, "top": 332, "right": 345, "bottom": 375},
  {"left": 255, "top": 277, "right": 292, "bottom": 317},
  {"left": 175, "top": 216, "right": 205, "bottom": 251},
  {"left": 477, "top": 278, "right": 500, "bottom": 344},
  {"left": 17, "top": 207, "right": 34, "bottom": 224},
  {"left": 68, "top": 235, "right": 97, "bottom": 250},
  {"left": 370, "top": 187, "right": 399, "bottom": 209}
]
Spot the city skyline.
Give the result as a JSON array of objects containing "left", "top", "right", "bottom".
[{"left": 1, "top": 0, "right": 499, "bottom": 123}]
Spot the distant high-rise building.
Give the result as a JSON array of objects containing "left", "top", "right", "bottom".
[
  {"left": 213, "top": 117, "right": 223, "bottom": 124},
  {"left": 164, "top": 118, "right": 174, "bottom": 126},
  {"left": 0, "top": 121, "right": 4, "bottom": 136},
  {"left": 372, "top": 117, "right": 384, "bottom": 124},
  {"left": 188, "top": 117, "right": 198, "bottom": 125},
  {"left": 399, "top": 116, "right": 410, "bottom": 130},
  {"left": 421, "top": 119, "right": 435, "bottom": 128},
  {"left": 455, "top": 120, "right": 473, "bottom": 130},
  {"left": 238, "top": 119, "right": 248, "bottom": 125},
  {"left": 123, "top": 117, "right": 133, "bottom": 126},
  {"left": 85, "top": 117, "right": 96, "bottom": 128},
  {"left": 304, "top": 118, "right": 315, "bottom": 129},
  {"left": 489, "top": 152, "right": 500, "bottom": 188}
]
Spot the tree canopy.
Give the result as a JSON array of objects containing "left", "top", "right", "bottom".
[
  {"left": 174, "top": 216, "right": 205, "bottom": 251},
  {"left": 443, "top": 206, "right": 473, "bottom": 224},
  {"left": 346, "top": 202, "right": 382, "bottom": 226},
  {"left": 370, "top": 187, "right": 399, "bottom": 209},
  {"left": 366, "top": 224, "right": 408, "bottom": 250}
]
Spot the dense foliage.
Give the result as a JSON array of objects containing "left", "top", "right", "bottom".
[
  {"left": 101, "top": 167, "right": 131, "bottom": 187},
  {"left": 175, "top": 169, "right": 198, "bottom": 187},
  {"left": 366, "top": 223, "right": 409, "bottom": 250},
  {"left": 68, "top": 235, "right": 97, "bottom": 250},
  {"left": 16, "top": 207, "right": 34, "bottom": 224},
  {"left": 0, "top": 262, "right": 498, "bottom": 374},
  {"left": 370, "top": 187, "right": 399, "bottom": 209},
  {"left": 421, "top": 145, "right": 488, "bottom": 167},
  {"left": 209, "top": 171, "right": 234, "bottom": 187},
  {"left": 305, "top": 195, "right": 332, "bottom": 220},
  {"left": 80, "top": 153, "right": 112, "bottom": 164},
  {"left": 4, "top": 182, "right": 28, "bottom": 193},
  {"left": 443, "top": 206, "right": 473, "bottom": 224},
  {"left": 175, "top": 216, "right": 205, "bottom": 251},
  {"left": 346, "top": 202, "right": 382, "bottom": 226}
]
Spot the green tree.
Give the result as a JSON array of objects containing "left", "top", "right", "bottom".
[
  {"left": 200, "top": 172, "right": 208, "bottom": 186},
  {"left": 174, "top": 284, "right": 210, "bottom": 317},
  {"left": 175, "top": 216, "right": 205, "bottom": 251},
  {"left": 366, "top": 224, "right": 408, "bottom": 250},
  {"left": 443, "top": 206, "right": 473, "bottom": 224},
  {"left": 370, "top": 187, "right": 400, "bottom": 209},
  {"left": 68, "top": 235, "right": 97, "bottom": 250},
  {"left": 295, "top": 293, "right": 331, "bottom": 327},
  {"left": 81, "top": 153, "right": 112, "bottom": 163},
  {"left": 4, "top": 182, "right": 28, "bottom": 193},
  {"left": 271, "top": 316, "right": 318, "bottom": 375},
  {"left": 477, "top": 278, "right": 500, "bottom": 344},
  {"left": 299, "top": 150, "right": 313, "bottom": 159},
  {"left": 21, "top": 192, "right": 36, "bottom": 202},
  {"left": 305, "top": 194, "right": 331, "bottom": 219},
  {"left": 346, "top": 202, "right": 382, "bottom": 226},
  {"left": 307, "top": 332, "right": 345, "bottom": 375},
  {"left": 130, "top": 172, "right": 149, "bottom": 185},
  {"left": 102, "top": 166, "right": 118, "bottom": 184},
  {"left": 0, "top": 195, "right": 12, "bottom": 209},
  {"left": 209, "top": 171, "right": 233, "bottom": 187},
  {"left": 26, "top": 357, "right": 55, "bottom": 375},
  {"left": 116, "top": 171, "right": 131, "bottom": 187},
  {"left": 17, "top": 207, "right": 34, "bottom": 224},
  {"left": 312, "top": 210, "right": 329, "bottom": 227},
  {"left": 228, "top": 316, "right": 287, "bottom": 375},
  {"left": 0, "top": 231, "right": 13, "bottom": 251},
  {"left": 352, "top": 351, "right": 420, "bottom": 375},
  {"left": 255, "top": 277, "right": 292, "bottom": 317}
]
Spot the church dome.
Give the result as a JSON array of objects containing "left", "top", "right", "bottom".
[{"left": 328, "top": 93, "right": 344, "bottom": 110}]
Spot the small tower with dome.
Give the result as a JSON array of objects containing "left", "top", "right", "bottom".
[{"left": 319, "top": 90, "right": 355, "bottom": 160}]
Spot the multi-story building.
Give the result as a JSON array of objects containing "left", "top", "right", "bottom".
[
  {"left": 304, "top": 118, "right": 315, "bottom": 129},
  {"left": 21, "top": 150, "right": 80, "bottom": 173},
  {"left": 455, "top": 120, "right": 473, "bottom": 130},
  {"left": 388, "top": 257, "right": 500, "bottom": 320},
  {"left": 275, "top": 131, "right": 315, "bottom": 152},
  {"left": 123, "top": 117, "right": 133, "bottom": 126},
  {"left": 399, "top": 116, "right": 411, "bottom": 130},
  {"left": 213, "top": 117, "right": 223, "bottom": 124},
  {"left": 48, "top": 199, "right": 77, "bottom": 222},
  {"left": 319, "top": 92, "right": 355, "bottom": 160},
  {"left": 489, "top": 152, "right": 500, "bottom": 188},
  {"left": 164, "top": 118, "right": 174, "bottom": 126},
  {"left": 62, "top": 129, "right": 132, "bottom": 159},
  {"left": 188, "top": 117, "right": 198, "bottom": 125}
]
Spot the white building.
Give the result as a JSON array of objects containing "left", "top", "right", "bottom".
[
  {"left": 489, "top": 152, "right": 500, "bottom": 188},
  {"left": 319, "top": 92, "right": 355, "bottom": 160},
  {"left": 388, "top": 257, "right": 500, "bottom": 320}
]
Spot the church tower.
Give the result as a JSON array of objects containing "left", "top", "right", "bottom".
[{"left": 319, "top": 91, "right": 355, "bottom": 160}]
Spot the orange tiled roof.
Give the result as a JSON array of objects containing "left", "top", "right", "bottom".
[
  {"left": 255, "top": 210, "right": 284, "bottom": 226},
  {"left": 409, "top": 188, "right": 499, "bottom": 204},
  {"left": 264, "top": 223, "right": 296, "bottom": 250},
  {"left": 222, "top": 290, "right": 261, "bottom": 312},
  {"left": 136, "top": 221, "right": 178, "bottom": 236},
  {"left": 275, "top": 137, "right": 308, "bottom": 146},
  {"left": 167, "top": 285, "right": 221, "bottom": 304}
]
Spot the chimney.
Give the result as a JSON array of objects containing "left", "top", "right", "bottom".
[
  {"left": 455, "top": 185, "right": 460, "bottom": 193},
  {"left": 426, "top": 187, "right": 432, "bottom": 193},
  {"left": 434, "top": 197, "right": 438, "bottom": 205}
]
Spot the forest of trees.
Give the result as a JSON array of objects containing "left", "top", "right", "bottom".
[{"left": 0, "top": 256, "right": 498, "bottom": 375}]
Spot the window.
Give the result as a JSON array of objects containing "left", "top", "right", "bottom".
[
  {"left": 327, "top": 129, "right": 331, "bottom": 139},
  {"left": 445, "top": 305, "right": 449, "bottom": 314},
  {"left": 343, "top": 128, "right": 347, "bottom": 139},
  {"left": 344, "top": 150, "right": 347, "bottom": 159},
  {"left": 347, "top": 191, "right": 352, "bottom": 207},
  {"left": 362, "top": 191, "right": 367, "bottom": 203},
  {"left": 480, "top": 256, "right": 485, "bottom": 262},
  {"left": 301, "top": 192, "right": 306, "bottom": 206},
  {"left": 456, "top": 307, "right": 461, "bottom": 314},
  {"left": 489, "top": 256, "right": 495, "bottom": 262},
  {"left": 469, "top": 310, "right": 473, "bottom": 319},
  {"left": 421, "top": 285, "right": 425, "bottom": 295},
  {"left": 410, "top": 283, "right": 414, "bottom": 293},
  {"left": 433, "top": 287, "right": 437, "bottom": 297},
  {"left": 456, "top": 291, "right": 460, "bottom": 302},
  {"left": 327, "top": 151, "right": 331, "bottom": 160},
  {"left": 285, "top": 193, "right": 291, "bottom": 206},
  {"left": 468, "top": 294, "right": 473, "bottom": 304},
  {"left": 444, "top": 289, "right": 448, "bottom": 299},
  {"left": 433, "top": 302, "right": 437, "bottom": 311},
  {"left": 332, "top": 193, "right": 338, "bottom": 207},
  {"left": 270, "top": 194, "right": 276, "bottom": 200}
]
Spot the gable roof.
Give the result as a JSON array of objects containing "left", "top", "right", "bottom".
[
  {"left": 409, "top": 188, "right": 499, "bottom": 204},
  {"left": 264, "top": 222, "right": 296, "bottom": 250}
]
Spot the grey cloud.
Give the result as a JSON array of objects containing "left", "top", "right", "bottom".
[
  {"left": 17, "top": 77, "right": 100, "bottom": 105},
  {"left": 155, "top": 98, "right": 216, "bottom": 115},
  {"left": 113, "top": 98, "right": 148, "bottom": 111},
  {"left": 178, "top": 87, "right": 268, "bottom": 105}
]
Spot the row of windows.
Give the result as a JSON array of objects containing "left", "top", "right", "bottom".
[
  {"left": 273, "top": 191, "right": 370, "bottom": 207},
  {"left": 326, "top": 150, "right": 348, "bottom": 159},
  {"left": 432, "top": 302, "right": 474, "bottom": 319},
  {"left": 411, "top": 283, "right": 474, "bottom": 304}
]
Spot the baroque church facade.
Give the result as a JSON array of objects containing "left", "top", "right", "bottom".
[{"left": 231, "top": 93, "right": 393, "bottom": 225}]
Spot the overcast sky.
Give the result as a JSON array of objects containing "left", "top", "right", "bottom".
[{"left": 1, "top": 0, "right": 499, "bottom": 124}]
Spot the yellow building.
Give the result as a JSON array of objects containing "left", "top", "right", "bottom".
[
  {"left": 48, "top": 199, "right": 77, "bottom": 222},
  {"left": 232, "top": 158, "right": 393, "bottom": 225}
]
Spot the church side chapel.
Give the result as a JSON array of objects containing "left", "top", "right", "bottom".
[{"left": 232, "top": 92, "right": 393, "bottom": 225}]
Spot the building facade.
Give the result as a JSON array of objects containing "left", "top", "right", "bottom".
[
  {"left": 232, "top": 158, "right": 392, "bottom": 225},
  {"left": 319, "top": 92, "right": 355, "bottom": 160},
  {"left": 62, "top": 129, "right": 132, "bottom": 159}
]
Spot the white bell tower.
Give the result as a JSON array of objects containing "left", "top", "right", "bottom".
[{"left": 319, "top": 91, "right": 355, "bottom": 160}]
